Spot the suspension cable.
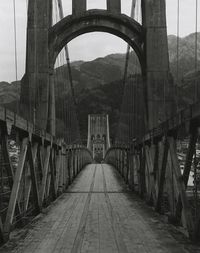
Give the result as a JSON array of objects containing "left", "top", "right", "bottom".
[
  {"left": 176, "top": 0, "right": 180, "bottom": 111},
  {"left": 115, "top": 0, "right": 136, "bottom": 144},
  {"left": 26, "top": 0, "right": 29, "bottom": 11},
  {"left": 56, "top": 0, "right": 81, "bottom": 143},
  {"left": 57, "top": 0, "right": 77, "bottom": 107},
  {"left": 195, "top": 0, "right": 198, "bottom": 102},
  {"left": 13, "top": 0, "right": 18, "bottom": 81},
  {"left": 122, "top": 0, "right": 136, "bottom": 88}
]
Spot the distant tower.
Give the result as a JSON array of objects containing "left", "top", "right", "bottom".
[{"left": 87, "top": 114, "right": 110, "bottom": 162}]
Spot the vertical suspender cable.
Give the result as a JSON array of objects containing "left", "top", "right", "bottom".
[
  {"left": 195, "top": 0, "right": 198, "bottom": 102},
  {"left": 117, "top": 0, "right": 136, "bottom": 144},
  {"left": 176, "top": 0, "right": 180, "bottom": 111},
  {"left": 13, "top": 0, "right": 18, "bottom": 81},
  {"left": 194, "top": 1, "right": 199, "bottom": 220},
  {"left": 26, "top": 0, "right": 28, "bottom": 10},
  {"left": 122, "top": 0, "right": 136, "bottom": 89},
  {"left": 57, "top": 0, "right": 81, "bottom": 143},
  {"left": 57, "top": 0, "right": 76, "bottom": 107}
]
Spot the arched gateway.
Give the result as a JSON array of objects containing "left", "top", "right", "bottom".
[{"left": 21, "top": 0, "right": 174, "bottom": 135}]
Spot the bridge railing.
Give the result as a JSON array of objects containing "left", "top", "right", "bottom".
[
  {"left": 0, "top": 106, "right": 93, "bottom": 244},
  {"left": 105, "top": 102, "right": 200, "bottom": 242}
]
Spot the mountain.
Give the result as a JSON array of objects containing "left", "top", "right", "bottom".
[
  {"left": 168, "top": 32, "right": 200, "bottom": 82},
  {"left": 55, "top": 52, "right": 140, "bottom": 94},
  {"left": 0, "top": 32, "right": 199, "bottom": 139}
]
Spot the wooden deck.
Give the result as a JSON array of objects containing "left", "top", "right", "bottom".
[{"left": 1, "top": 164, "right": 199, "bottom": 253}]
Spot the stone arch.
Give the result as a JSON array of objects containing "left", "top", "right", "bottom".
[{"left": 49, "top": 10, "right": 145, "bottom": 72}]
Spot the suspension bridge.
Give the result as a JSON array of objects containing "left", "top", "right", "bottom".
[{"left": 0, "top": 0, "right": 200, "bottom": 252}]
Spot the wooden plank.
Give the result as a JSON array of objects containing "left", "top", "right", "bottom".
[
  {"left": 126, "top": 151, "right": 130, "bottom": 184},
  {"left": 153, "top": 143, "right": 160, "bottom": 202},
  {"left": 74, "top": 151, "right": 76, "bottom": 179},
  {"left": 67, "top": 151, "right": 72, "bottom": 185},
  {"left": 60, "top": 148, "right": 65, "bottom": 189},
  {"left": 39, "top": 146, "right": 44, "bottom": 174},
  {"left": 139, "top": 148, "right": 146, "bottom": 197},
  {"left": 4, "top": 138, "right": 28, "bottom": 235},
  {"left": 55, "top": 150, "right": 62, "bottom": 193},
  {"left": 155, "top": 140, "right": 169, "bottom": 212},
  {"left": 149, "top": 145, "right": 157, "bottom": 203},
  {"left": 168, "top": 137, "right": 194, "bottom": 238},
  {"left": 135, "top": 154, "right": 140, "bottom": 191},
  {"left": 129, "top": 152, "right": 134, "bottom": 189},
  {"left": 165, "top": 152, "right": 176, "bottom": 217},
  {"left": 40, "top": 146, "right": 51, "bottom": 204},
  {"left": 46, "top": 173, "right": 51, "bottom": 198},
  {"left": 122, "top": 150, "right": 125, "bottom": 178},
  {"left": 133, "top": 155, "right": 139, "bottom": 189},
  {"left": 50, "top": 149, "right": 56, "bottom": 199},
  {"left": 1, "top": 135, "right": 14, "bottom": 188},
  {"left": 175, "top": 132, "right": 197, "bottom": 221},
  {"left": 46, "top": 159, "right": 52, "bottom": 200},
  {"left": 1, "top": 134, "right": 22, "bottom": 214},
  {"left": 144, "top": 147, "right": 152, "bottom": 202},
  {"left": 145, "top": 146, "right": 157, "bottom": 204},
  {"left": 24, "top": 143, "right": 38, "bottom": 211},
  {"left": 71, "top": 151, "right": 75, "bottom": 180},
  {"left": 27, "top": 142, "right": 41, "bottom": 211}
]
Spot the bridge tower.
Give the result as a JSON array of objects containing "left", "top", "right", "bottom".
[
  {"left": 20, "top": 0, "right": 173, "bottom": 135},
  {"left": 87, "top": 114, "right": 110, "bottom": 162}
]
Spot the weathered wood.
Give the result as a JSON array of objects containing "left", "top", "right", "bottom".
[
  {"left": 27, "top": 142, "right": 41, "bottom": 211},
  {"left": 49, "top": 150, "right": 56, "bottom": 199},
  {"left": 139, "top": 148, "right": 146, "bottom": 197},
  {"left": 70, "top": 150, "right": 74, "bottom": 180},
  {"left": 155, "top": 140, "right": 169, "bottom": 212},
  {"left": 40, "top": 146, "right": 51, "bottom": 204},
  {"left": 165, "top": 153, "right": 176, "bottom": 217},
  {"left": 55, "top": 149, "right": 62, "bottom": 193},
  {"left": 1, "top": 135, "right": 14, "bottom": 188},
  {"left": 74, "top": 151, "right": 77, "bottom": 177},
  {"left": 145, "top": 147, "right": 152, "bottom": 202},
  {"left": 39, "top": 146, "right": 44, "bottom": 174},
  {"left": 145, "top": 145, "right": 157, "bottom": 204},
  {"left": 67, "top": 150, "right": 71, "bottom": 185},
  {"left": 168, "top": 137, "right": 194, "bottom": 238},
  {"left": 134, "top": 155, "right": 139, "bottom": 190},
  {"left": 175, "top": 132, "right": 197, "bottom": 221},
  {"left": 125, "top": 151, "right": 129, "bottom": 183},
  {"left": 153, "top": 143, "right": 160, "bottom": 202},
  {"left": 4, "top": 138, "right": 28, "bottom": 235},
  {"left": 1, "top": 164, "right": 194, "bottom": 252},
  {"left": 121, "top": 150, "right": 123, "bottom": 177},
  {"left": 149, "top": 145, "right": 157, "bottom": 203},
  {"left": 129, "top": 152, "right": 135, "bottom": 190},
  {"left": 24, "top": 143, "right": 38, "bottom": 211},
  {"left": 46, "top": 168, "right": 52, "bottom": 199},
  {"left": 1, "top": 134, "right": 22, "bottom": 215}
]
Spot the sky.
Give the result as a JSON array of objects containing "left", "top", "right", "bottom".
[{"left": 0, "top": 0, "right": 199, "bottom": 82}]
